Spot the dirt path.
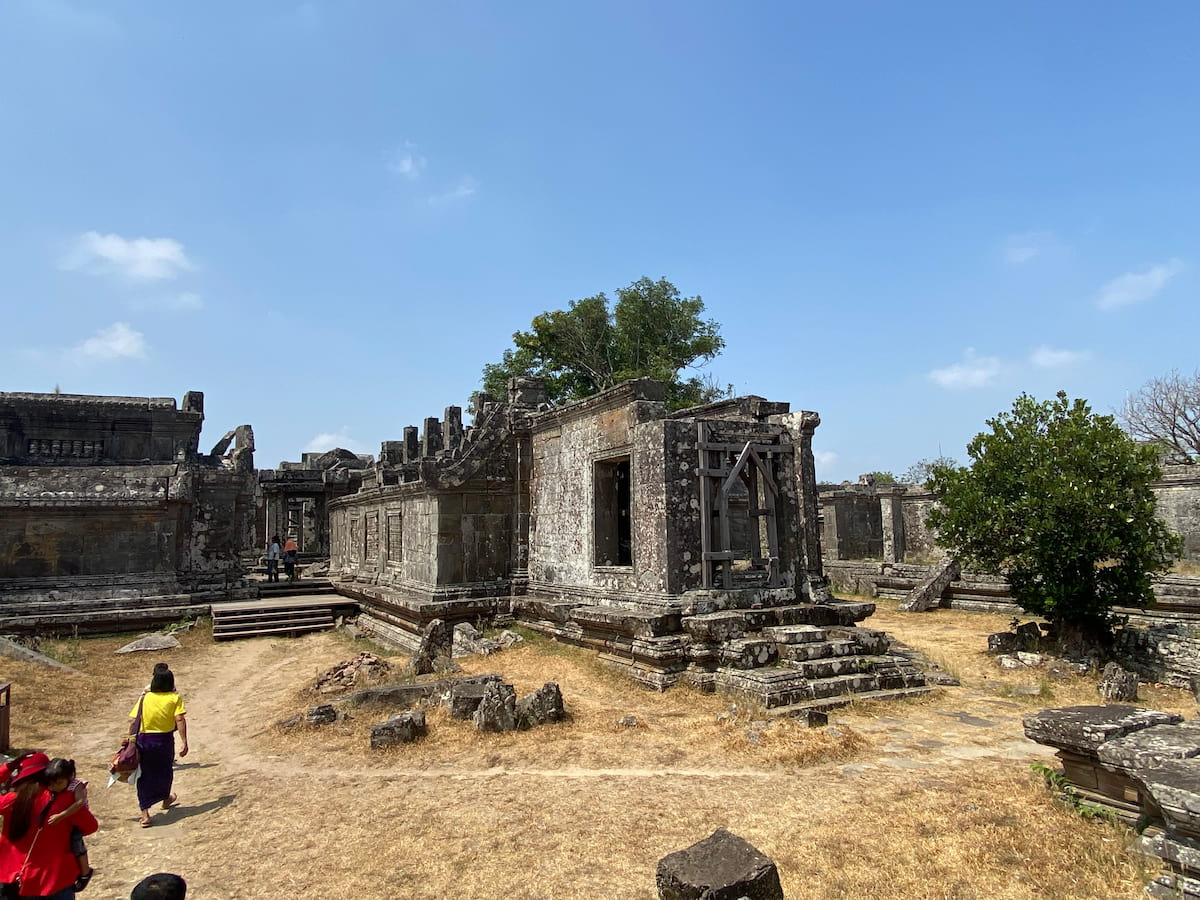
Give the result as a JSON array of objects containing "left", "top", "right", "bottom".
[{"left": 72, "top": 615, "right": 1082, "bottom": 900}]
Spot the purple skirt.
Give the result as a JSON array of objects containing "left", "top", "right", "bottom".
[{"left": 135, "top": 732, "right": 175, "bottom": 810}]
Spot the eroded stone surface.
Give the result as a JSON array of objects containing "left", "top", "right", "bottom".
[
  {"left": 473, "top": 681, "right": 517, "bottom": 732},
  {"left": 1098, "top": 662, "right": 1140, "bottom": 703},
  {"left": 1023, "top": 705, "right": 1183, "bottom": 753},
  {"left": 115, "top": 634, "right": 182, "bottom": 654},
  {"left": 1098, "top": 722, "right": 1200, "bottom": 770},
  {"left": 515, "top": 682, "right": 564, "bottom": 729},
  {"left": 370, "top": 709, "right": 426, "bottom": 749},
  {"left": 655, "top": 827, "right": 783, "bottom": 900}
]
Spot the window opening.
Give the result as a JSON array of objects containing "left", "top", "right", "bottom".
[{"left": 594, "top": 456, "right": 632, "bottom": 566}]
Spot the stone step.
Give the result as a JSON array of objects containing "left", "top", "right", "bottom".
[
  {"left": 765, "top": 686, "right": 936, "bottom": 717},
  {"left": 719, "top": 638, "right": 778, "bottom": 669},
  {"left": 570, "top": 605, "right": 681, "bottom": 639},
  {"left": 683, "top": 611, "right": 747, "bottom": 643},
  {"left": 809, "top": 673, "right": 880, "bottom": 699},
  {"left": 211, "top": 618, "right": 335, "bottom": 641},
  {"left": 783, "top": 654, "right": 876, "bottom": 680},
  {"left": 761, "top": 624, "right": 826, "bottom": 644},
  {"left": 777, "top": 639, "right": 858, "bottom": 662}
]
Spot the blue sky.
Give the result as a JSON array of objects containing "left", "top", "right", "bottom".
[{"left": 2, "top": 1, "right": 1197, "bottom": 482}]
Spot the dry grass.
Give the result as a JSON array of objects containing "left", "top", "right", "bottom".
[{"left": 1, "top": 603, "right": 1191, "bottom": 899}]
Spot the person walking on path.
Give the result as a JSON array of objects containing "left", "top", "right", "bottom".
[
  {"left": 0, "top": 752, "right": 99, "bottom": 899},
  {"left": 282, "top": 536, "right": 298, "bottom": 583},
  {"left": 129, "top": 666, "right": 188, "bottom": 828},
  {"left": 265, "top": 535, "right": 281, "bottom": 583}
]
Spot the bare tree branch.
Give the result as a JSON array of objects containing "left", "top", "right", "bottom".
[{"left": 1120, "top": 369, "right": 1200, "bottom": 463}]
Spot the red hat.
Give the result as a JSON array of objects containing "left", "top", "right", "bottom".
[{"left": 10, "top": 752, "right": 49, "bottom": 784}]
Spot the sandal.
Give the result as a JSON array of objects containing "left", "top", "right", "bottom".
[
  {"left": 162, "top": 794, "right": 179, "bottom": 810},
  {"left": 139, "top": 816, "right": 153, "bottom": 828},
  {"left": 74, "top": 869, "right": 94, "bottom": 891}
]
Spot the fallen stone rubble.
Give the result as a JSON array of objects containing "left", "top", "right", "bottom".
[
  {"left": 278, "top": 668, "right": 564, "bottom": 745},
  {"left": 313, "top": 651, "right": 394, "bottom": 693}
]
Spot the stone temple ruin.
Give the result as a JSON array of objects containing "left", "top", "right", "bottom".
[
  {"left": 0, "top": 390, "right": 257, "bottom": 632},
  {"left": 330, "top": 378, "right": 930, "bottom": 712}
]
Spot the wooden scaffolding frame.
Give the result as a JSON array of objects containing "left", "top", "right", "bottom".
[{"left": 696, "top": 422, "right": 791, "bottom": 589}]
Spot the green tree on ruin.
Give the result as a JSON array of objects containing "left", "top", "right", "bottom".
[
  {"left": 901, "top": 455, "right": 957, "bottom": 485},
  {"left": 481, "top": 277, "right": 728, "bottom": 409},
  {"left": 926, "top": 391, "right": 1181, "bottom": 654}
]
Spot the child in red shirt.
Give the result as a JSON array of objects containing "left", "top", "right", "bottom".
[{"left": 46, "top": 758, "right": 95, "bottom": 891}]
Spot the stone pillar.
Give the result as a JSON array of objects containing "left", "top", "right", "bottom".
[
  {"left": 878, "top": 486, "right": 906, "bottom": 563},
  {"left": 402, "top": 427, "right": 419, "bottom": 463},
  {"left": 421, "top": 418, "right": 443, "bottom": 457},
  {"left": 444, "top": 406, "right": 463, "bottom": 451},
  {"left": 182, "top": 391, "right": 204, "bottom": 415},
  {"left": 776, "top": 410, "right": 830, "bottom": 601}
]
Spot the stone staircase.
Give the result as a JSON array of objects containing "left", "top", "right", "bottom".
[
  {"left": 685, "top": 611, "right": 933, "bottom": 714},
  {"left": 211, "top": 578, "right": 355, "bottom": 641},
  {"left": 515, "top": 593, "right": 934, "bottom": 714}
]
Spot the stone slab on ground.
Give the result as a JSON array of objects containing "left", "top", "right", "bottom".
[
  {"left": 1023, "top": 705, "right": 1184, "bottom": 753},
  {"left": 1097, "top": 721, "right": 1200, "bottom": 771},
  {"left": 0, "top": 636, "right": 82, "bottom": 672},
  {"left": 115, "top": 633, "right": 181, "bottom": 654}
]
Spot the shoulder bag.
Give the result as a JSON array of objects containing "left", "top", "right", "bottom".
[{"left": 110, "top": 692, "right": 146, "bottom": 775}]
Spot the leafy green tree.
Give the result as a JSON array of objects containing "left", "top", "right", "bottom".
[
  {"left": 927, "top": 392, "right": 1182, "bottom": 652},
  {"left": 902, "top": 455, "right": 957, "bottom": 485},
  {"left": 864, "top": 471, "right": 897, "bottom": 485},
  {"left": 481, "top": 277, "right": 727, "bottom": 409}
]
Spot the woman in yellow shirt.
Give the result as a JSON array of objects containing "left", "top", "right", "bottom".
[{"left": 129, "top": 664, "right": 189, "bottom": 828}]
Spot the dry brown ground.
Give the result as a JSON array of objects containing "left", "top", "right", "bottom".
[{"left": 3, "top": 599, "right": 1194, "bottom": 899}]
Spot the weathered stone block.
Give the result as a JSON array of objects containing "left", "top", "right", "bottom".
[
  {"left": 473, "top": 681, "right": 517, "bottom": 732},
  {"left": 1133, "top": 759, "right": 1200, "bottom": 841},
  {"left": 1099, "top": 722, "right": 1200, "bottom": 771},
  {"left": 516, "top": 682, "right": 564, "bottom": 729},
  {"left": 1098, "top": 662, "right": 1140, "bottom": 703},
  {"left": 683, "top": 612, "right": 747, "bottom": 643},
  {"left": 410, "top": 617, "right": 454, "bottom": 675},
  {"left": 720, "top": 639, "right": 778, "bottom": 669},
  {"left": 448, "top": 681, "right": 491, "bottom": 719},
  {"left": 1023, "top": 705, "right": 1183, "bottom": 753},
  {"left": 761, "top": 625, "right": 825, "bottom": 645},
  {"left": 305, "top": 704, "right": 338, "bottom": 725},
  {"left": 370, "top": 709, "right": 426, "bottom": 749},
  {"left": 656, "top": 827, "right": 783, "bottom": 900},
  {"left": 987, "top": 632, "right": 1020, "bottom": 654}
]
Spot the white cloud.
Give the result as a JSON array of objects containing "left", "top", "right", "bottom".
[
  {"left": 813, "top": 449, "right": 838, "bottom": 477},
  {"left": 303, "top": 427, "right": 366, "bottom": 454},
  {"left": 61, "top": 231, "right": 192, "bottom": 281},
  {"left": 1029, "top": 345, "right": 1088, "bottom": 368},
  {"left": 72, "top": 322, "right": 147, "bottom": 362},
  {"left": 928, "top": 348, "right": 1002, "bottom": 390},
  {"left": 1003, "top": 231, "right": 1056, "bottom": 264},
  {"left": 1096, "top": 258, "right": 1183, "bottom": 310},
  {"left": 388, "top": 142, "right": 427, "bottom": 179},
  {"left": 428, "top": 176, "right": 478, "bottom": 205}
]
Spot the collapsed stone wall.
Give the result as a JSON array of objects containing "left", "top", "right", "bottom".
[{"left": 0, "top": 390, "right": 257, "bottom": 633}]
